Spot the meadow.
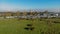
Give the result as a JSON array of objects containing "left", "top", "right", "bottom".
[{"left": 0, "top": 18, "right": 60, "bottom": 34}]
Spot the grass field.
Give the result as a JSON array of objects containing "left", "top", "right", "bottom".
[{"left": 0, "top": 18, "right": 60, "bottom": 34}]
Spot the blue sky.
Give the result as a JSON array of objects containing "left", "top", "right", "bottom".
[{"left": 0, "top": 0, "right": 60, "bottom": 11}]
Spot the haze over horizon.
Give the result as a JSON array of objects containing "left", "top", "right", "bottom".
[{"left": 0, "top": 0, "right": 60, "bottom": 12}]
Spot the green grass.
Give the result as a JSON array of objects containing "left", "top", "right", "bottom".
[{"left": 0, "top": 18, "right": 60, "bottom": 34}]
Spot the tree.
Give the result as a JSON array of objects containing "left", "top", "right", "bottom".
[
  {"left": 44, "top": 10, "right": 48, "bottom": 18},
  {"left": 16, "top": 11, "right": 20, "bottom": 18}
]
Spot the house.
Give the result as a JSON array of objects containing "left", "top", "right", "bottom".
[{"left": 0, "top": 11, "right": 59, "bottom": 19}]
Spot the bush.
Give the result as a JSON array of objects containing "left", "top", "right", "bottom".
[
  {"left": 53, "top": 21, "right": 60, "bottom": 23},
  {"left": 24, "top": 24, "right": 34, "bottom": 31},
  {"left": 27, "top": 24, "right": 32, "bottom": 26},
  {"left": 24, "top": 27, "right": 34, "bottom": 31},
  {"left": 24, "top": 27, "right": 29, "bottom": 30}
]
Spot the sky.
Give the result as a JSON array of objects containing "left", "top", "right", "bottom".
[{"left": 0, "top": 0, "right": 60, "bottom": 11}]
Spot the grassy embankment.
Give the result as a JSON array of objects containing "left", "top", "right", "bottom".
[{"left": 0, "top": 18, "right": 60, "bottom": 34}]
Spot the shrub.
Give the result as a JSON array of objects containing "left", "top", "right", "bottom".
[
  {"left": 27, "top": 24, "right": 32, "bottom": 26},
  {"left": 53, "top": 21, "right": 60, "bottom": 23},
  {"left": 24, "top": 24, "right": 34, "bottom": 31},
  {"left": 24, "top": 27, "right": 29, "bottom": 30}
]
